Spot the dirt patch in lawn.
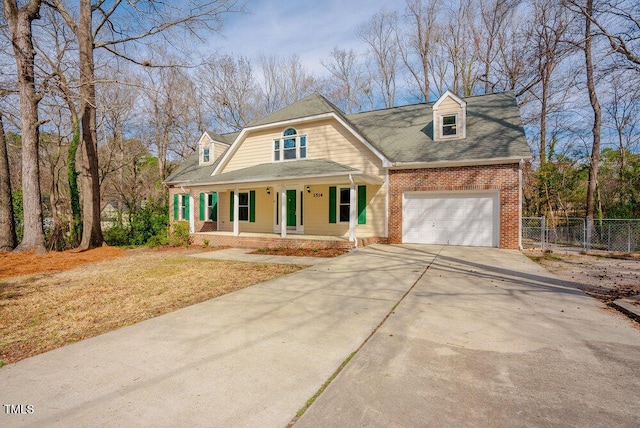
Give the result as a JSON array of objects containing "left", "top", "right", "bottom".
[
  {"left": 527, "top": 249, "right": 640, "bottom": 305},
  {"left": 0, "top": 247, "right": 305, "bottom": 365},
  {"left": 250, "top": 247, "right": 349, "bottom": 257}
]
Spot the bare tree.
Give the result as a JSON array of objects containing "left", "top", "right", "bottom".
[
  {"left": 2, "top": 0, "right": 46, "bottom": 252},
  {"left": 359, "top": 10, "right": 399, "bottom": 108},
  {"left": 199, "top": 54, "right": 260, "bottom": 131},
  {"left": 0, "top": 112, "right": 16, "bottom": 250},
  {"left": 258, "top": 53, "right": 319, "bottom": 114},
  {"left": 321, "top": 47, "right": 368, "bottom": 113},
  {"left": 50, "top": 0, "right": 244, "bottom": 249},
  {"left": 475, "top": 0, "right": 521, "bottom": 94},
  {"left": 399, "top": 0, "right": 438, "bottom": 102}
]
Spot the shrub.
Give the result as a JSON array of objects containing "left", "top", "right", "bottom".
[{"left": 169, "top": 221, "right": 191, "bottom": 247}]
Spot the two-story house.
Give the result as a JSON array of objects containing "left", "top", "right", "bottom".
[{"left": 164, "top": 90, "right": 531, "bottom": 249}]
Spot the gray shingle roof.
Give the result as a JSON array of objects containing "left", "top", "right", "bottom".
[
  {"left": 346, "top": 91, "right": 530, "bottom": 163},
  {"left": 187, "top": 159, "right": 364, "bottom": 186},
  {"left": 165, "top": 92, "right": 530, "bottom": 185}
]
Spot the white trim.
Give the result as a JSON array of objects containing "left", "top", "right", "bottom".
[
  {"left": 212, "top": 112, "right": 391, "bottom": 175},
  {"left": 233, "top": 189, "right": 239, "bottom": 236},
  {"left": 384, "top": 169, "right": 389, "bottom": 239},
  {"left": 432, "top": 90, "right": 466, "bottom": 110},
  {"left": 189, "top": 195, "right": 195, "bottom": 233}
]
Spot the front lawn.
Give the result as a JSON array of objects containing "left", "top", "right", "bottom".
[{"left": 0, "top": 247, "right": 305, "bottom": 365}]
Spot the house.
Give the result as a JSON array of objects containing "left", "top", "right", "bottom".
[{"left": 164, "top": 90, "right": 531, "bottom": 249}]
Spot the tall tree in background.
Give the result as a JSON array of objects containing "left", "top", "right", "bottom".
[
  {"left": 399, "top": 0, "right": 438, "bottom": 102},
  {"left": 0, "top": 112, "right": 16, "bottom": 250},
  {"left": 359, "top": 10, "right": 399, "bottom": 108},
  {"left": 321, "top": 47, "right": 368, "bottom": 113},
  {"left": 2, "top": 0, "right": 46, "bottom": 252},
  {"left": 581, "top": 0, "right": 602, "bottom": 226}
]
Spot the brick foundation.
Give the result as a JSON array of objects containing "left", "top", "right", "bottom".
[
  {"left": 388, "top": 164, "right": 520, "bottom": 249},
  {"left": 190, "top": 233, "right": 387, "bottom": 250}
]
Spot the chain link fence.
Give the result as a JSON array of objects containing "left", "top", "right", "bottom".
[{"left": 523, "top": 217, "right": 640, "bottom": 252}]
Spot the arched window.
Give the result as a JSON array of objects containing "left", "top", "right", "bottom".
[{"left": 273, "top": 128, "right": 307, "bottom": 161}]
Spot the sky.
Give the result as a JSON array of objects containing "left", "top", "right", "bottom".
[{"left": 212, "top": 0, "right": 399, "bottom": 75}]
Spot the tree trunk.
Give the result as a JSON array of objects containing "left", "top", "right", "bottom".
[
  {"left": 0, "top": 114, "right": 17, "bottom": 251},
  {"left": 67, "top": 119, "right": 81, "bottom": 246},
  {"left": 78, "top": 0, "right": 103, "bottom": 249},
  {"left": 2, "top": 0, "right": 46, "bottom": 253},
  {"left": 584, "top": 0, "right": 601, "bottom": 227}
]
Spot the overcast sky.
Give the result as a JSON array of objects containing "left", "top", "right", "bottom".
[{"left": 214, "top": 0, "right": 401, "bottom": 75}]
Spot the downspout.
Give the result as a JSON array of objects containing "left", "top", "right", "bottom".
[{"left": 349, "top": 174, "right": 358, "bottom": 249}]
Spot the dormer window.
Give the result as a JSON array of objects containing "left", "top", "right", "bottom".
[
  {"left": 273, "top": 127, "right": 307, "bottom": 161},
  {"left": 202, "top": 147, "right": 210, "bottom": 163},
  {"left": 442, "top": 114, "right": 458, "bottom": 137},
  {"left": 432, "top": 90, "right": 466, "bottom": 141}
]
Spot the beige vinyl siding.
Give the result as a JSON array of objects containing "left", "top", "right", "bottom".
[
  {"left": 221, "top": 118, "right": 385, "bottom": 177},
  {"left": 216, "top": 188, "right": 273, "bottom": 233},
  {"left": 213, "top": 142, "right": 229, "bottom": 159},
  {"left": 303, "top": 183, "right": 386, "bottom": 238}
]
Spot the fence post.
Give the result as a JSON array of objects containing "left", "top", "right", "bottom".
[
  {"left": 629, "top": 224, "right": 632, "bottom": 253},
  {"left": 541, "top": 215, "right": 545, "bottom": 250},
  {"left": 585, "top": 216, "right": 591, "bottom": 251}
]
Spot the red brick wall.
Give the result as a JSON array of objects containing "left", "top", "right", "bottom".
[{"left": 388, "top": 164, "right": 520, "bottom": 249}]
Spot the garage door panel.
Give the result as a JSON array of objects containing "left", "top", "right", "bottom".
[{"left": 402, "top": 192, "right": 499, "bottom": 247}]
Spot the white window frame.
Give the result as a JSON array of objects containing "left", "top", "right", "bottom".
[
  {"left": 202, "top": 147, "right": 210, "bottom": 163},
  {"left": 273, "top": 129, "right": 307, "bottom": 162},
  {"left": 338, "top": 187, "right": 351, "bottom": 223},
  {"left": 441, "top": 113, "right": 458, "bottom": 138},
  {"left": 238, "top": 191, "right": 250, "bottom": 222}
]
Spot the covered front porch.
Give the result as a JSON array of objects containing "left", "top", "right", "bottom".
[{"left": 190, "top": 231, "right": 386, "bottom": 250}]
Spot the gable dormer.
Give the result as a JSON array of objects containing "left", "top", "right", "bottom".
[
  {"left": 432, "top": 90, "right": 467, "bottom": 141},
  {"left": 198, "top": 131, "right": 231, "bottom": 166}
]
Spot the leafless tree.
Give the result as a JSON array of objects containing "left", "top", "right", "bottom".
[
  {"left": 359, "top": 10, "right": 400, "bottom": 108},
  {"left": 199, "top": 54, "right": 260, "bottom": 131},
  {"left": 49, "top": 0, "right": 244, "bottom": 249},
  {"left": 2, "top": 0, "right": 46, "bottom": 252},
  {"left": 0, "top": 112, "right": 16, "bottom": 250},
  {"left": 398, "top": 0, "right": 438, "bottom": 102},
  {"left": 321, "top": 47, "right": 368, "bottom": 113}
]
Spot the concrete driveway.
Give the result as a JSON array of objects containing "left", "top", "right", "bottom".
[
  {"left": 1, "top": 245, "right": 639, "bottom": 427},
  {"left": 297, "top": 245, "right": 640, "bottom": 427}
]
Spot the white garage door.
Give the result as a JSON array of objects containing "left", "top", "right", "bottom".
[{"left": 402, "top": 191, "right": 499, "bottom": 247}]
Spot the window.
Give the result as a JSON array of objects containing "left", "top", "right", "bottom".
[
  {"left": 180, "top": 194, "right": 189, "bottom": 220},
  {"left": 339, "top": 188, "right": 350, "bottom": 222},
  {"left": 202, "top": 147, "right": 210, "bottom": 163},
  {"left": 442, "top": 114, "right": 458, "bottom": 137},
  {"left": 230, "top": 191, "right": 255, "bottom": 222},
  {"left": 273, "top": 128, "right": 307, "bottom": 161},
  {"left": 238, "top": 192, "right": 249, "bottom": 221}
]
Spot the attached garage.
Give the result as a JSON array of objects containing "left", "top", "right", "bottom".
[{"left": 402, "top": 191, "right": 499, "bottom": 247}]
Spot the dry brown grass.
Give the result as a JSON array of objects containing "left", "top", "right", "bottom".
[{"left": 0, "top": 247, "right": 304, "bottom": 365}]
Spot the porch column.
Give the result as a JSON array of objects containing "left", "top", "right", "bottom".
[
  {"left": 189, "top": 194, "right": 195, "bottom": 233},
  {"left": 280, "top": 187, "right": 287, "bottom": 239},
  {"left": 349, "top": 182, "right": 356, "bottom": 241},
  {"left": 233, "top": 189, "right": 239, "bottom": 236}
]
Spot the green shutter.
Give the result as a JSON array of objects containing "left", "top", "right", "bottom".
[
  {"left": 329, "top": 186, "right": 336, "bottom": 224},
  {"left": 358, "top": 185, "right": 366, "bottom": 224},
  {"left": 184, "top": 194, "right": 190, "bottom": 220},
  {"left": 173, "top": 194, "right": 179, "bottom": 220},
  {"left": 212, "top": 193, "right": 218, "bottom": 221},
  {"left": 249, "top": 190, "right": 256, "bottom": 223},
  {"left": 199, "top": 193, "right": 205, "bottom": 221},
  {"left": 230, "top": 191, "right": 234, "bottom": 221}
]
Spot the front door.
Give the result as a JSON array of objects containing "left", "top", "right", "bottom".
[{"left": 286, "top": 190, "right": 297, "bottom": 228}]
